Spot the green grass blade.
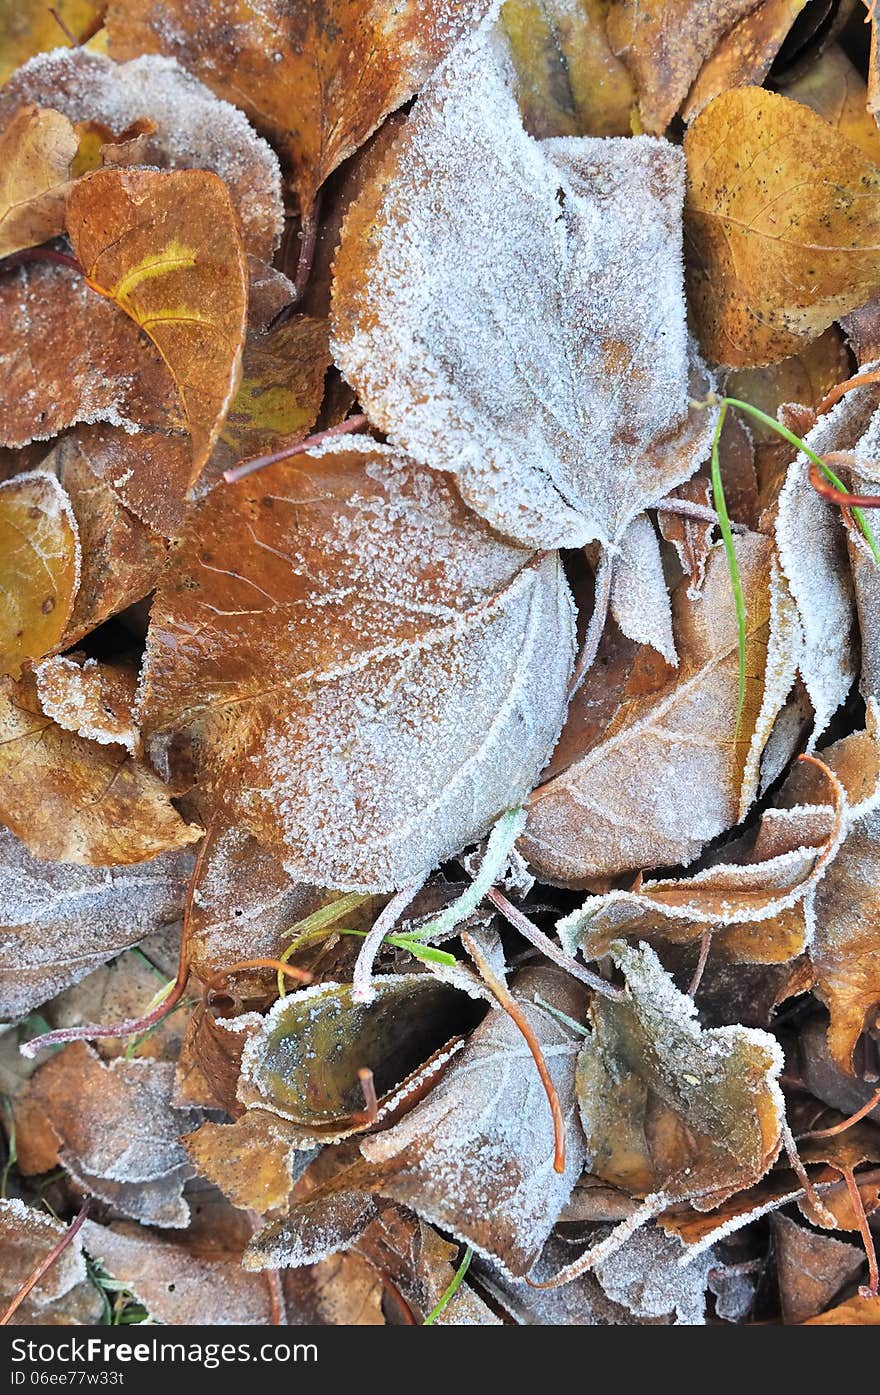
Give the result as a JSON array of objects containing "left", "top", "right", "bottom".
[
  {"left": 709, "top": 401, "right": 748, "bottom": 740},
  {"left": 423, "top": 1244, "right": 474, "bottom": 1325}
]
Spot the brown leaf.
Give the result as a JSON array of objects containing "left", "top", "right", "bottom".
[
  {"left": 683, "top": 0, "right": 808, "bottom": 122},
  {"left": 136, "top": 443, "right": 574, "bottom": 891},
  {"left": 35, "top": 654, "right": 138, "bottom": 753},
  {"left": 105, "top": 0, "right": 489, "bottom": 215},
  {"left": 0, "top": 48, "right": 285, "bottom": 259},
  {"left": 684, "top": 87, "right": 880, "bottom": 367},
  {"left": 0, "top": 1199, "right": 102, "bottom": 1326},
  {"left": 658, "top": 476, "right": 715, "bottom": 598},
  {"left": 0, "top": 105, "right": 78, "bottom": 257},
  {"left": 606, "top": 0, "right": 760, "bottom": 133},
  {"left": 66, "top": 167, "right": 249, "bottom": 480},
  {"left": 331, "top": 23, "right": 713, "bottom": 551},
  {"left": 0, "top": 0, "right": 103, "bottom": 86},
  {"left": 500, "top": 0, "right": 635, "bottom": 137},
  {"left": 577, "top": 941, "right": 784, "bottom": 1206},
  {"left": 521, "top": 535, "right": 800, "bottom": 885},
  {"left": 773, "top": 1212, "right": 864, "bottom": 1323},
  {"left": 0, "top": 671, "right": 201, "bottom": 866},
  {"left": 173, "top": 1004, "right": 256, "bottom": 1114},
  {"left": 0, "top": 471, "right": 79, "bottom": 678},
  {"left": 15, "top": 1042, "right": 201, "bottom": 1228},
  {"left": 0, "top": 826, "right": 190, "bottom": 1020}
]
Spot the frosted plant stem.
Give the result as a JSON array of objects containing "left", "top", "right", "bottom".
[
  {"left": 223, "top": 414, "right": 369, "bottom": 483},
  {"left": 655, "top": 497, "right": 747, "bottom": 533},
  {"left": 352, "top": 880, "right": 425, "bottom": 1003},
  {"left": 525, "top": 1193, "right": 667, "bottom": 1288},
  {"left": 0, "top": 1204, "right": 89, "bottom": 1325},
  {"left": 780, "top": 1120, "right": 836, "bottom": 1228},
  {"left": 568, "top": 548, "right": 613, "bottom": 699},
  {"left": 409, "top": 807, "right": 528, "bottom": 943},
  {"left": 486, "top": 886, "right": 623, "bottom": 1000}
]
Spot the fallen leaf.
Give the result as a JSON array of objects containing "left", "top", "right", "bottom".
[
  {"left": 804, "top": 1293, "right": 880, "bottom": 1324},
  {"left": 684, "top": 86, "right": 880, "bottom": 366},
  {"left": 0, "top": 48, "right": 284, "bottom": 258},
  {"left": 521, "top": 535, "right": 800, "bottom": 885},
  {"left": 657, "top": 476, "right": 715, "bottom": 597},
  {"left": 0, "top": 471, "right": 80, "bottom": 679},
  {"left": 682, "top": 0, "right": 808, "bottom": 122},
  {"left": 781, "top": 43, "right": 880, "bottom": 164},
  {"left": 0, "top": 105, "right": 79, "bottom": 257},
  {"left": 136, "top": 441, "right": 574, "bottom": 891},
  {"left": 184, "top": 1110, "right": 304, "bottom": 1215},
  {"left": 35, "top": 654, "right": 138, "bottom": 753},
  {"left": 0, "top": 826, "right": 190, "bottom": 1019},
  {"left": 577, "top": 941, "right": 784, "bottom": 1206},
  {"left": 105, "top": 0, "right": 490, "bottom": 215},
  {"left": 332, "top": 22, "right": 714, "bottom": 551},
  {"left": 500, "top": 0, "right": 635, "bottom": 137},
  {"left": 773, "top": 1212, "right": 864, "bottom": 1323},
  {"left": 609, "top": 514, "right": 677, "bottom": 665},
  {"left": 606, "top": 0, "right": 761, "bottom": 133},
  {"left": 65, "top": 166, "right": 249, "bottom": 480},
  {"left": 0, "top": 1198, "right": 102, "bottom": 1326},
  {"left": 0, "top": 671, "right": 201, "bottom": 866}
]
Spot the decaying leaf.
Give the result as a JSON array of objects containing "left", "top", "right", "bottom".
[
  {"left": 35, "top": 654, "right": 138, "bottom": 753},
  {"left": 0, "top": 826, "right": 190, "bottom": 1019},
  {"left": 773, "top": 1212, "right": 864, "bottom": 1324},
  {"left": 521, "top": 535, "right": 799, "bottom": 885},
  {"left": 0, "top": 105, "right": 79, "bottom": 257},
  {"left": 16, "top": 1042, "right": 202, "bottom": 1227},
  {"left": 500, "top": 0, "right": 635, "bottom": 137},
  {"left": 804, "top": 1294, "right": 880, "bottom": 1324},
  {"left": 0, "top": 671, "right": 201, "bottom": 865},
  {"left": 682, "top": 0, "right": 808, "bottom": 122},
  {"left": 685, "top": 86, "right": 880, "bottom": 366},
  {"left": 332, "top": 21, "right": 714, "bottom": 551},
  {"left": 0, "top": 48, "right": 285, "bottom": 258},
  {"left": 781, "top": 44, "right": 880, "bottom": 165},
  {"left": 66, "top": 167, "right": 249, "bottom": 479},
  {"left": 136, "top": 441, "right": 574, "bottom": 891},
  {"left": 577, "top": 941, "right": 784, "bottom": 1206},
  {"left": 0, "top": 1198, "right": 102, "bottom": 1326},
  {"left": 0, "top": 471, "right": 80, "bottom": 678}
]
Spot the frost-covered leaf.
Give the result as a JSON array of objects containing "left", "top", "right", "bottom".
[
  {"left": 35, "top": 655, "right": 138, "bottom": 754},
  {"left": 332, "top": 22, "right": 714, "bottom": 551},
  {"left": 606, "top": 0, "right": 760, "bottom": 133},
  {"left": 684, "top": 87, "right": 880, "bottom": 367},
  {"left": 81, "top": 1219, "right": 276, "bottom": 1325},
  {"left": 0, "top": 672, "right": 201, "bottom": 866},
  {"left": 15, "top": 1043, "right": 201, "bottom": 1228},
  {"left": 136, "top": 441, "right": 574, "bottom": 891},
  {"left": 500, "top": 0, "right": 635, "bottom": 137},
  {"left": 66, "top": 167, "right": 249, "bottom": 481},
  {"left": 0, "top": 1198, "right": 101, "bottom": 1326},
  {"left": 0, "top": 826, "right": 190, "bottom": 1020},
  {"left": 0, "top": 49, "right": 285, "bottom": 258},
  {"left": 184, "top": 1110, "right": 304, "bottom": 1215},
  {"left": 610, "top": 514, "right": 677, "bottom": 665},
  {"left": 0, "top": 472, "right": 80, "bottom": 678},
  {"left": 577, "top": 941, "right": 785, "bottom": 1206},
  {"left": 591, "top": 1223, "right": 713, "bottom": 1323},
  {"left": 521, "top": 534, "right": 800, "bottom": 885},
  {"left": 106, "top": 0, "right": 489, "bottom": 214},
  {"left": 657, "top": 476, "right": 714, "bottom": 598},
  {"left": 0, "top": 105, "right": 78, "bottom": 257}
]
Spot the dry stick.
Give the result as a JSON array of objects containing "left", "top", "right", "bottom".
[
  {"left": 525, "top": 1192, "right": 668, "bottom": 1289},
  {"left": 808, "top": 458, "right": 880, "bottom": 509},
  {"left": 817, "top": 366, "right": 880, "bottom": 417},
  {"left": 797, "top": 1083, "right": 880, "bottom": 1140},
  {"left": 568, "top": 548, "right": 613, "bottom": 700},
  {"left": 486, "top": 887, "right": 624, "bottom": 1000},
  {"left": 461, "top": 930, "right": 568, "bottom": 1176},
  {"left": 840, "top": 1165, "right": 880, "bottom": 1298},
  {"left": 356, "top": 1067, "right": 379, "bottom": 1127},
  {"left": 780, "top": 1120, "right": 836, "bottom": 1229},
  {"left": 292, "top": 198, "right": 321, "bottom": 306},
  {"left": 0, "top": 1203, "right": 89, "bottom": 1325},
  {"left": 351, "top": 880, "right": 425, "bottom": 1003},
  {"left": 48, "top": 6, "right": 79, "bottom": 43},
  {"left": 655, "top": 497, "right": 748, "bottom": 533},
  {"left": 223, "top": 413, "right": 369, "bottom": 483},
  {"left": 686, "top": 927, "right": 713, "bottom": 998},
  {"left": 217, "top": 958, "right": 313, "bottom": 986},
  {"left": 0, "top": 246, "right": 80, "bottom": 275},
  {"left": 264, "top": 1269, "right": 286, "bottom": 1326}
]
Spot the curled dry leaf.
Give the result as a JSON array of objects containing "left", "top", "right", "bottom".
[
  {"left": 35, "top": 655, "right": 139, "bottom": 754},
  {"left": 0, "top": 825, "right": 190, "bottom": 1020},
  {"left": 0, "top": 48, "right": 285, "bottom": 258},
  {"left": 521, "top": 534, "right": 800, "bottom": 886},
  {"left": 81, "top": 1219, "right": 276, "bottom": 1326},
  {"left": 576, "top": 941, "right": 785, "bottom": 1207},
  {"left": 0, "top": 671, "right": 201, "bottom": 866},
  {"left": 15, "top": 1043, "right": 202, "bottom": 1228},
  {"left": 0, "top": 104, "right": 79, "bottom": 257},
  {"left": 332, "top": 22, "right": 714, "bottom": 552},
  {"left": 606, "top": 0, "right": 761, "bottom": 133},
  {"left": 0, "top": 471, "right": 80, "bottom": 679},
  {"left": 684, "top": 87, "right": 880, "bottom": 367},
  {"left": 136, "top": 441, "right": 574, "bottom": 891},
  {"left": 184, "top": 1110, "right": 304, "bottom": 1216},
  {"left": 682, "top": 0, "right": 808, "bottom": 123},
  {"left": 657, "top": 476, "right": 715, "bottom": 598},
  {"left": 105, "top": 0, "right": 490, "bottom": 215},
  {"left": 500, "top": 0, "right": 635, "bottom": 137},
  {"left": 66, "top": 167, "right": 249, "bottom": 481},
  {"left": 609, "top": 514, "right": 677, "bottom": 665},
  {"left": 0, "top": 1198, "right": 101, "bottom": 1326}
]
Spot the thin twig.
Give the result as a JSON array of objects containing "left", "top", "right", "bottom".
[
  {"left": 486, "top": 887, "right": 624, "bottom": 1000},
  {"left": 687, "top": 928, "right": 713, "bottom": 998},
  {"left": 223, "top": 414, "right": 369, "bottom": 483},
  {"left": 0, "top": 1204, "right": 89, "bottom": 1325},
  {"left": 808, "top": 458, "right": 880, "bottom": 510},
  {"left": 352, "top": 881, "right": 424, "bottom": 1003},
  {"left": 525, "top": 1193, "right": 666, "bottom": 1288},
  {"left": 0, "top": 246, "right": 80, "bottom": 275},
  {"left": 798, "top": 1083, "right": 880, "bottom": 1140},
  {"left": 356, "top": 1068, "right": 379, "bottom": 1126},
  {"left": 840, "top": 1166, "right": 880, "bottom": 1298},
  {"left": 817, "top": 367, "right": 880, "bottom": 416},
  {"left": 219, "top": 958, "right": 313, "bottom": 986},
  {"left": 568, "top": 548, "right": 613, "bottom": 699},
  {"left": 780, "top": 1121, "right": 836, "bottom": 1228}
]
